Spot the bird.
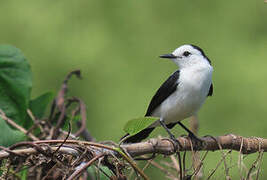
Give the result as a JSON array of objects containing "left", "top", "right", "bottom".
[{"left": 121, "top": 44, "right": 213, "bottom": 144}]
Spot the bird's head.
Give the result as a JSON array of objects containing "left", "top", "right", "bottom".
[{"left": 160, "top": 44, "right": 211, "bottom": 69}]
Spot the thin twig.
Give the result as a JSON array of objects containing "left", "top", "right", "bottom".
[
  {"left": 27, "top": 109, "right": 45, "bottom": 133},
  {"left": 67, "top": 154, "right": 104, "bottom": 180},
  {"left": 206, "top": 150, "right": 231, "bottom": 180},
  {"left": 215, "top": 135, "right": 231, "bottom": 179},
  {"left": 192, "top": 151, "right": 209, "bottom": 178},
  {"left": 170, "top": 155, "right": 180, "bottom": 177},
  {"left": 0, "top": 109, "right": 39, "bottom": 141},
  {"left": 255, "top": 151, "right": 264, "bottom": 180},
  {"left": 190, "top": 115, "right": 203, "bottom": 180},
  {"left": 246, "top": 150, "right": 263, "bottom": 180},
  {"left": 238, "top": 137, "right": 244, "bottom": 179},
  {"left": 71, "top": 98, "right": 87, "bottom": 137},
  {"left": 149, "top": 160, "right": 175, "bottom": 178},
  {"left": 53, "top": 121, "right": 71, "bottom": 156},
  {"left": 52, "top": 70, "right": 81, "bottom": 139},
  {"left": 182, "top": 151, "right": 186, "bottom": 178},
  {"left": 0, "top": 146, "right": 79, "bottom": 160},
  {"left": 176, "top": 152, "right": 183, "bottom": 180},
  {"left": 134, "top": 161, "right": 152, "bottom": 180}
]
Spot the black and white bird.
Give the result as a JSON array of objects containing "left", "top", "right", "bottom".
[{"left": 122, "top": 44, "right": 213, "bottom": 143}]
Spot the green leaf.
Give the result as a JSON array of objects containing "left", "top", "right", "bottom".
[
  {"left": 123, "top": 116, "right": 159, "bottom": 135},
  {"left": 24, "top": 92, "right": 54, "bottom": 128},
  {"left": 0, "top": 45, "right": 32, "bottom": 127},
  {"left": 29, "top": 92, "right": 54, "bottom": 119},
  {"left": 0, "top": 117, "right": 25, "bottom": 146}
]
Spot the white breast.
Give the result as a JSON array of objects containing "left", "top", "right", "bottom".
[{"left": 151, "top": 63, "right": 213, "bottom": 127}]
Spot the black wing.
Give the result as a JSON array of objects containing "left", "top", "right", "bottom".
[
  {"left": 207, "top": 83, "right": 213, "bottom": 96},
  {"left": 145, "top": 70, "right": 180, "bottom": 116}
]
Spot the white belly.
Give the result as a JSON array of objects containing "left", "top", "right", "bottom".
[{"left": 150, "top": 65, "right": 212, "bottom": 127}]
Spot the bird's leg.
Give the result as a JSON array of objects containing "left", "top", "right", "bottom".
[
  {"left": 159, "top": 118, "right": 182, "bottom": 150},
  {"left": 159, "top": 118, "right": 176, "bottom": 140},
  {"left": 177, "top": 122, "right": 198, "bottom": 139},
  {"left": 177, "top": 122, "right": 203, "bottom": 146}
]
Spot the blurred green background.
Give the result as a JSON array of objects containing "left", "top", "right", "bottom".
[{"left": 1, "top": 0, "right": 267, "bottom": 179}]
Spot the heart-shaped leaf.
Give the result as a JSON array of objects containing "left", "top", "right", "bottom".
[
  {"left": 0, "top": 45, "right": 32, "bottom": 127},
  {"left": 123, "top": 116, "right": 159, "bottom": 135}
]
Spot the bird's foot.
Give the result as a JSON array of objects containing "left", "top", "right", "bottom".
[
  {"left": 164, "top": 134, "right": 182, "bottom": 152},
  {"left": 188, "top": 133, "right": 204, "bottom": 149}
]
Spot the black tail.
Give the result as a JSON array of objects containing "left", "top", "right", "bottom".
[{"left": 121, "top": 127, "right": 155, "bottom": 143}]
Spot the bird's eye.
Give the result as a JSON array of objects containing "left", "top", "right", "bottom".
[{"left": 183, "top": 51, "right": 191, "bottom": 57}]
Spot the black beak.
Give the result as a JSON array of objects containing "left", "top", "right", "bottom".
[{"left": 159, "top": 54, "right": 177, "bottom": 59}]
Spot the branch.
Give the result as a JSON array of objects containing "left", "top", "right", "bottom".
[
  {"left": 0, "top": 134, "right": 265, "bottom": 179},
  {"left": 1, "top": 134, "right": 266, "bottom": 160},
  {"left": 121, "top": 134, "right": 267, "bottom": 156}
]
